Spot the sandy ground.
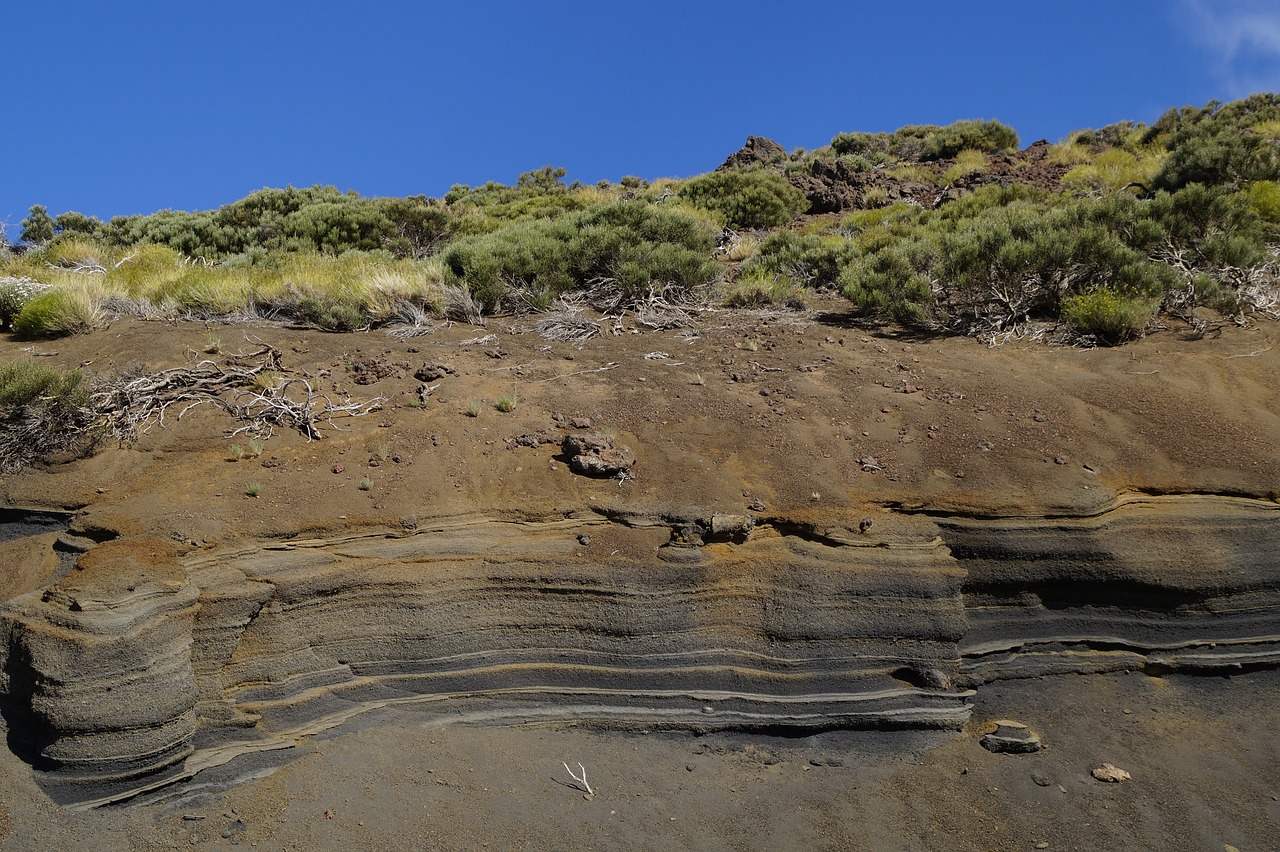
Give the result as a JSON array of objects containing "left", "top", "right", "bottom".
[
  {"left": 0, "top": 306, "right": 1277, "bottom": 850},
  {"left": 0, "top": 668, "right": 1276, "bottom": 851}
]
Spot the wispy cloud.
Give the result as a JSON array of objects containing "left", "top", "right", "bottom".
[{"left": 1179, "top": 0, "right": 1280, "bottom": 96}]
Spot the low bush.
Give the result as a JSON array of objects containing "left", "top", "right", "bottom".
[
  {"left": 13, "top": 289, "right": 97, "bottom": 337},
  {"left": 0, "top": 278, "right": 52, "bottom": 329},
  {"left": 832, "top": 119, "right": 1019, "bottom": 163},
  {"left": 722, "top": 274, "right": 809, "bottom": 309},
  {"left": 838, "top": 183, "right": 1266, "bottom": 336},
  {"left": 742, "top": 232, "right": 857, "bottom": 288},
  {"left": 677, "top": 170, "right": 808, "bottom": 229},
  {"left": 440, "top": 202, "right": 719, "bottom": 312},
  {"left": 0, "top": 360, "right": 95, "bottom": 471},
  {"left": 1061, "top": 290, "right": 1156, "bottom": 344}
]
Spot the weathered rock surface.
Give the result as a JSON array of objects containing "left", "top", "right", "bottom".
[
  {"left": 716, "top": 136, "right": 787, "bottom": 172},
  {"left": 0, "top": 493, "right": 1276, "bottom": 807}
]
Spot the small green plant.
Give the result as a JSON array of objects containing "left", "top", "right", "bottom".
[
  {"left": 203, "top": 334, "right": 222, "bottom": 354},
  {"left": 228, "top": 443, "right": 245, "bottom": 460},
  {"left": 358, "top": 477, "right": 373, "bottom": 491},
  {"left": 377, "top": 442, "right": 391, "bottom": 460},
  {"left": 942, "top": 149, "right": 990, "bottom": 184},
  {"left": 12, "top": 289, "right": 97, "bottom": 338},
  {"left": 0, "top": 278, "right": 53, "bottom": 330},
  {"left": 245, "top": 482, "right": 262, "bottom": 497},
  {"left": 0, "top": 359, "right": 95, "bottom": 471},
  {"left": 1061, "top": 291, "right": 1156, "bottom": 345},
  {"left": 252, "top": 371, "right": 283, "bottom": 392},
  {"left": 248, "top": 438, "right": 264, "bottom": 457},
  {"left": 465, "top": 401, "right": 481, "bottom": 417},
  {"left": 495, "top": 393, "right": 518, "bottom": 413}
]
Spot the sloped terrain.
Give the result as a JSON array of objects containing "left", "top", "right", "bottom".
[{"left": 0, "top": 305, "right": 1272, "bottom": 849}]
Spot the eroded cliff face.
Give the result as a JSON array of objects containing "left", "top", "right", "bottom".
[{"left": 1, "top": 494, "right": 1276, "bottom": 808}]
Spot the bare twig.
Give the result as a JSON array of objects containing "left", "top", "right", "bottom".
[
  {"left": 538, "top": 362, "right": 619, "bottom": 382},
  {"left": 562, "top": 762, "right": 593, "bottom": 795},
  {"left": 1222, "top": 346, "right": 1273, "bottom": 359}
]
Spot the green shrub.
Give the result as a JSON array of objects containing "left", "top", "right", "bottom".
[
  {"left": 440, "top": 202, "right": 719, "bottom": 312},
  {"left": 53, "top": 211, "right": 105, "bottom": 237},
  {"left": 13, "top": 289, "right": 97, "bottom": 337},
  {"left": 832, "top": 119, "right": 1019, "bottom": 163},
  {"left": 677, "top": 170, "right": 808, "bottom": 229},
  {"left": 1061, "top": 290, "right": 1156, "bottom": 344},
  {"left": 20, "top": 205, "right": 55, "bottom": 244},
  {"left": 836, "top": 183, "right": 1260, "bottom": 335},
  {"left": 0, "top": 278, "right": 53, "bottom": 329},
  {"left": 0, "top": 360, "right": 95, "bottom": 471},
  {"left": 742, "top": 232, "right": 857, "bottom": 288},
  {"left": 1247, "top": 180, "right": 1280, "bottom": 224},
  {"left": 723, "top": 274, "right": 809, "bottom": 309}
]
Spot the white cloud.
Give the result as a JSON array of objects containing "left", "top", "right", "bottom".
[{"left": 1180, "top": 0, "right": 1280, "bottom": 95}]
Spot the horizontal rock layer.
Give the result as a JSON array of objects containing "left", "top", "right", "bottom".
[{"left": 0, "top": 494, "right": 1277, "bottom": 807}]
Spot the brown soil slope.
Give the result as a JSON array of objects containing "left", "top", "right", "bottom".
[{"left": 0, "top": 305, "right": 1276, "bottom": 848}]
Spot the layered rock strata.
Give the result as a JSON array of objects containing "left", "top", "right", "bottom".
[{"left": 0, "top": 494, "right": 1276, "bottom": 807}]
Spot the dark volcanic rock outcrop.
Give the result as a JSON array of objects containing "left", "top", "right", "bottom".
[{"left": 717, "top": 136, "right": 787, "bottom": 172}]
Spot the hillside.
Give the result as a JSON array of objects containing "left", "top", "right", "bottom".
[{"left": 0, "top": 96, "right": 1277, "bottom": 849}]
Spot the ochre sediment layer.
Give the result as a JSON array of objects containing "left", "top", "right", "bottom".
[{"left": 1, "top": 493, "right": 1276, "bottom": 807}]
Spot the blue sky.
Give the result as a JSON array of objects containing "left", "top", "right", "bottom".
[{"left": 4, "top": 0, "right": 1280, "bottom": 242}]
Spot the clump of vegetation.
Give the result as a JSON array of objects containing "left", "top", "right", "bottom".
[
  {"left": 440, "top": 202, "right": 719, "bottom": 312},
  {"left": 677, "top": 170, "right": 809, "bottom": 229},
  {"left": 495, "top": 393, "right": 518, "bottom": 413},
  {"left": 832, "top": 119, "right": 1019, "bottom": 162},
  {"left": 5, "top": 94, "right": 1280, "bottom": 348},
  {"left": 13, "top": 289, "right": 97, "bottom": 337},
  {"left": 1061, "top": 290, "right": 1156, "bottom": 344},
  {"left": 837, "top": 181, "right": 1271, "bottom": 341},
  {"left": 0, "top": 360, "right": 95, "bottom": 471},
  {"left": 722, "top": 274, "right": 808, "bottom": 309},
  {"left": 742, "top": 231, "right": 858, "bottom": 289},
  {"left": 245, "top": 482, "right": 262, "bottom": 498},
  {"left": 358, "top": 477, "right": 373, "bottom": 491},
  {"left": 0, "top": 278, "right": 52, "bottom": 329}
]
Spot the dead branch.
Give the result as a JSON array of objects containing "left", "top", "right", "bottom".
[
  {"left": 221, "top": 378, "right": 383, "bottom": 440},
  {"left": 535, "top": 299, "right": 602, "bottom": 343},
  {"left": 91, "top": 345, "right": 286, "bottom": 443},
  {"left": 538, "top": 362, "right": 619, "bottom": 382}
]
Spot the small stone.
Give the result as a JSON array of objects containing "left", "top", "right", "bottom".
[
  {"left": 332, "top": 463, "right": 346, "bottom": 474},
  {"left": 1053, "top": 455, "right": 1070, "bottom": 465},
  {"left": 1091, "top": 763, "right": 1131, "bottom": 783},
  {"left": 1031, "top": 772, "right": 1053, "bottom": 787},
  {"left": 1033, "top": 414, "right": 1047, "bottom": 423},
  {"left": 980, "top": 720, "right": 1042, "bottom": 754},
  {"left": 686, "top": 763, "right": 695, "bottom": 772},
  {"left": 578, "top": 534, "right": 592, "bottom": 546},
  {"left": 1035, "top": 843, "right": 1050, "bottom": 849}
]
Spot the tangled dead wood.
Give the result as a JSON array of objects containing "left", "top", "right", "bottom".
[
  {"left": 91, "top": 344, "right": 383, "bottom": 443},
  {"left": 92, "top": 345, "right": 287, "bottom": 442},
  {"left": 221, "top": 378, "right": 384, "bottom": 440}
]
